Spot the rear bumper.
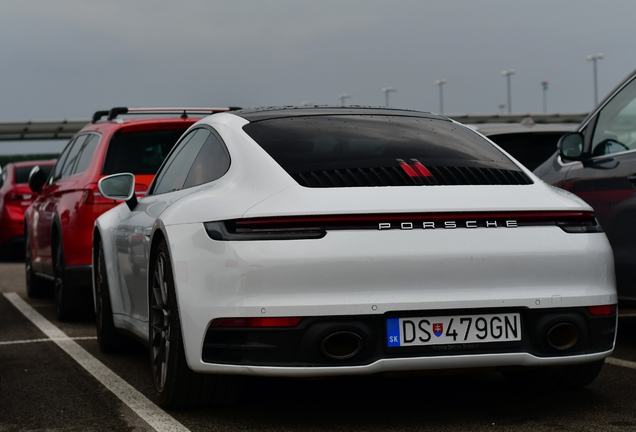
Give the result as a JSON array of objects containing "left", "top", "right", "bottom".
[
  {"left": 0, "top": 209, "right": 25, "bottom": 245},
  {"left": 202, "top": 307, "right": 616, "bottom": 368},
  {"left": 163, "top": 222, "right": 617, "bottom": 376},
  {"left": 191, "top": 350, "right": 614, "bottom": 377}
]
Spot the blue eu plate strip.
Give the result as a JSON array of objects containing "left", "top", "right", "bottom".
[{"left": 386, "top": 318, "right": 400, "bottom": 347}]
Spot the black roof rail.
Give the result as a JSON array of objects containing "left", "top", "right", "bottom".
[
  {"left": 107, "top": 107, "right": 129, "bottom": 121},
  {"left": 89, "top": 107, "right": 243, "bottom": 123},
  {"left": 91, "top": 110, "right": 110, "bottom": 123}
]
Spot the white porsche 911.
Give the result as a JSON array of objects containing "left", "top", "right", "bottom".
[{"left": 92, "top": 106, "right": 617, "bottom": 408}]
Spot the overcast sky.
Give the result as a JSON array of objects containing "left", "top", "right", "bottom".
[{"left": 1, "top": 0, "right": 636, "bottom": 124}]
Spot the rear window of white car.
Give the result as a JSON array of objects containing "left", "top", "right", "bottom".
[{"left": 242, "top": 115, "right": 531, "bottom": 187}]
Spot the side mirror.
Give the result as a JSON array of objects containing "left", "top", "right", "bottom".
[
  {"left": 98, "top": 173, "right": 138, "bottom": 210},
  {"left": 557, "top": 132, "right": 585, "bottom": 161},
  {"left": 28, "top": 166, "right": 47, "bottom": 194}
]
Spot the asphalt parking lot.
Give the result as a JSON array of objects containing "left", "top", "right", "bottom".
[{"left": 2, "top": 260, "right": 636, "bottom": 432}]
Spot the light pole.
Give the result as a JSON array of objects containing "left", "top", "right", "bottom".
[
  {"left": 541, "top": 79, "right": 549, "bottom": 113},
  {"left": 502, "top": 69, "right": 515, "bottom": 114},
  {"left": 381, "top": 87, "right": 397, "bottom": 107},
  {"left": 587, "top": 53, "right": 604, "bottom": 106},
  {"left": 338, "top": 93, "right": 352, "bottom": 107},
  {"left": 435, "top": 79, "right": 447, "bottom": 114}
]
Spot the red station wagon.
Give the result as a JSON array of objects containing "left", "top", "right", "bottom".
[
  {"left": 0, "top": 160, "right": 56, "bottom": 258},
  {"left": 25, "top": 107, "right": 236, "bottom": 319}
]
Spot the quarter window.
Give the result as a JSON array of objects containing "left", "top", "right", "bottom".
[
  {"left": 182, "top": 132, "right": 230, "bottom": 189},
  {"left": 152, "top": 128, "right": 211, "bottom": 195},
  {"left": 50, "top": 136, "right": 81, "bottom": 183},
  {"left": 60, "top": 135, "right": 87, "bottom": 178},
  {"left": 73, "top": 134, "right": 100, "bottom": 175}
]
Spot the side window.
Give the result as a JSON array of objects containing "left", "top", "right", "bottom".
[
  {"left": 183, "top": 132, "right": 230, "bottom": 188},
  {"left": 49, "top": 137, "right": 79, "bottom": 184},
  {"left": 60, "top": 135, "right": 88, "bottom": 178},
  {"left": 591, "top": 77, "right": 636, "bottom": 156},
  {"left": 152, "top": 129, "right": 211, "bottom": 195},
  {"left": 73, "top": 134, "right": 100, "bottom": 175}
]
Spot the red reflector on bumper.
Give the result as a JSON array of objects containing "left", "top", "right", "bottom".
[
  {"left": 211, "top": 317, "right": 302, "bottom": 328},
  {"left": 588, "top": 305, "right": 617, "bottom": 316}
]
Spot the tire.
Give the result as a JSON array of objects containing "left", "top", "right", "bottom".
[
  {"left": 25, "top": 225, "right": 49, "bottom": 298},
  {"left": 94, "top": 240, "right": 127, "bottom": 353},
  {"left": 149, "top": 239, "right": 242, "bottom": 408},
  {"left": 53, "top": 235, "right": 79, "bottom": 321},
  {"left": 502, "top": 360, "right": 605, "bottom": 391}
]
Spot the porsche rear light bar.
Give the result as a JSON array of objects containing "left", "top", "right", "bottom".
[{"left": 204, "top": 210, "right": 602, "bottom": 241}]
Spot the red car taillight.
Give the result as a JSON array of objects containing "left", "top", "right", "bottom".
[
  {"left": 6, "top": 191, "right": 36, "bottom": 202},
  {"left": 84, "top": 183, "right": 148, "bottom": 204}
]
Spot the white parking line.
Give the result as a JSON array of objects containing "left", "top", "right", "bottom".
[
  {"left": 0, "top": 336, "right": 96, "bottom": 345},
  {"left": 3, "top": 292, "right": 189, "bottom": 432},
  {"left": 605, "top": 357, "right": 636, "bottom": 370}
]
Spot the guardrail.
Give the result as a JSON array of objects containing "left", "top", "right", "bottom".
[
  {"left": 446, "top": 112, "right": 588, "bottom": 125},
  {"left": 0, "top": 112, "right": 589, "bottom": 141},
  {"left": 0, "top": 119, "right": 89, "bottom": 141}
]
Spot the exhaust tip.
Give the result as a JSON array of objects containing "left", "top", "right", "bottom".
[
  {"left": 321, "top": 331, "right": 363, "bottom": 359},
  {"left": 547, "top": 323, "right": 579, "bottom": 350}
]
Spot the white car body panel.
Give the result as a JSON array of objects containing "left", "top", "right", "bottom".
[{"left": 164, "top": 221, "right": 615, "bottom": 373}]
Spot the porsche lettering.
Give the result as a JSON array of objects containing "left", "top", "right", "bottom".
[{"left": 378, "top": 220, "right": 518, "bottom": 230}]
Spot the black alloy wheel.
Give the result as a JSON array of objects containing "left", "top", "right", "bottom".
[
  {"left": 150, "top": 245, "right": 171, "bottom": 396},
  {"left": 95, "top": 240, "right": 126, "bottom": 353},
  {"left": 149, "top": 239, "right": 242, "bottom": 408},
  {"left": 25, "top": 224, "right": 48, "bottom": 298}
]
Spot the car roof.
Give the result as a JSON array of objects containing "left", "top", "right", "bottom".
[{"left": 231, "top": 105, "right": 449, "bottom": 122}]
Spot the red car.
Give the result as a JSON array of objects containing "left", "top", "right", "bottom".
[
  {"left": 25, "top": 107, "right": 235, "bottom": 319},
  {"left": 0, "top": 160, "right": 56, "bottom": 259}
]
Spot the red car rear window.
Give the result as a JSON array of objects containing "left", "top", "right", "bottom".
[{"left": 102, "top": 128, "right": 187, "bottom": 175}]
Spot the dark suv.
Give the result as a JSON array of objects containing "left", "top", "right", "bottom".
[
  {"left": 25, "top": 107, "right": 236, "bottom": 319},
  {"left": 535, "top": 69, "right": 636, "bottom": 300}
]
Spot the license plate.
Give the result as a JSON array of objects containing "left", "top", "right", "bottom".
[{"left": 386, "top": 313, "right": 521, "bottom": 347}]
